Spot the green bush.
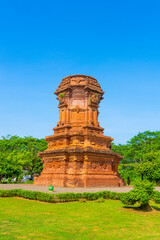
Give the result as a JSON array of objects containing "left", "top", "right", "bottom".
[
  {"left": 102, "top": 191, "right": 110, "bottom": 199},
  {"left": 120, "top": 180, "right": 154, "bottom": 209},
  {"left": 83, "top": 193, "right": 97, "bottom": 200},
  {"left": 0, "top": 189, "right": 18, "bottom": 197},
  {"left": 1, "top": 181, "right": 8, "bottom": 184},
  {"left": 59, "top": 93, "right": 65, "bottom": 98},
  {"left": 109, "top": 192, "right": 121, "bottom": 200},
  {"left": 153, "top": 191, "right": 160, "bottom": 204},
  {"left": 120, "top": 192, "right": 136, "bottom": 205},
  {"left": 79, "top": 198, "right": 87, "bottom": 203},
  {"left": 138, "top": 191, "right": 150, "bottom": 205},
  {"left": 36, "top": 192, "right": 55, "bottom": 203},
  {"left": 0, "top": 182, "right": 158, "bottom": 209},
  {"left": 134, "top": 180, "right": 154, "bottom": 196},
  {"left": 0, "top": 189, "right": 126, "bottom": 204},
  {"left": 75, "top": 193, "right": 83, "bottom": 200},
  {"left": 95, "top": 197, "right": 105, "bottom": 203},
  {"left": 56, "top": 193, "right": 75, "bottom": 202},
  {"left": 82, "top": 192, "right": 108, "bottom": 201}
]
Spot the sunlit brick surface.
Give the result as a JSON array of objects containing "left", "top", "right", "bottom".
[{"left": 34, "top": 75, "right": 125, "bottom": 187}]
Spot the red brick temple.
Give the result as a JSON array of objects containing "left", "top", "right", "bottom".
[{"left": 34, "top": 75, "right": 125, "bottom": 187}]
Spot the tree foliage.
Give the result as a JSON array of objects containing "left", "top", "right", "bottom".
[
  {"left": 120, "top": 180, "right": 154, "bottom": 210},
  {"left": 0, "top": 135, "right": 47, "bottom": 181},
  {"left": 112, "top": 131, "right": 160, "bottom": 185}
]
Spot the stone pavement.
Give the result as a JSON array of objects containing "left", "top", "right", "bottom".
[
  {"left": 0, "top": 184, "right": 133, "bottom": 193},
  {"left": 1, "top": 184, "right": 160, "bottom": 194}
]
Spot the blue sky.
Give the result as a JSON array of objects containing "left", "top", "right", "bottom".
[{"left": 0, "top": 0, "right": 160, "bottom": 144}]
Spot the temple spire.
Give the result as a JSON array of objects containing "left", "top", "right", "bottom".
[{"left": 34, "top": 75, "right": 125, "bottom": 187}]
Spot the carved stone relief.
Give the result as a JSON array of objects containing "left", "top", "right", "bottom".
[{"left": 35, "top": 75, "right": 125, "bottom": 187}]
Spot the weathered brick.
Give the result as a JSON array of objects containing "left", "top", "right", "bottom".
[{"left": 34, "top": 75, "right": 125, "bottom": 187}]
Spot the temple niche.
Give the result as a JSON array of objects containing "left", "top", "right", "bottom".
[{"left": 34, "top": 75, "right": 125, "bottom": 187}]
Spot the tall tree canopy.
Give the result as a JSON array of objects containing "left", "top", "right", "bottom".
[
  {"left": 112, "top": 131, "right": 160, "bottom": 184},
  {"left": 0, "top": 135, "right": 47, "bottom": 181}
]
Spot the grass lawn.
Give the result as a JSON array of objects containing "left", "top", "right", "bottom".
[{"left": 0, "top": 198, "right": 160, "bottom": 240}]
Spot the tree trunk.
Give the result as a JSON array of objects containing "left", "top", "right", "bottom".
[{"left": 140, "top": 203, "right": 152, "bottom": 212}]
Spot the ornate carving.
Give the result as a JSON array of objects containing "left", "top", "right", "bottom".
[
  {"left": 35, "top": 75, "right": 125, "bottom": 187},
  {"left": 55, "top": 75, "right": 104, "bottom": 95},
  {"left": 91, "top": 162, "right": 108, "bottom": 170},
  {"left": 45, "top": 160, "right": 53, "bottom": 170},
  {"left": 103, "top": 163, "right": 107, "bottom": 169},
  {"left": 92, "top": 163, "right": 97, "bottom": 169},
  {"left": 76, "top": 105, "right": 80, "bottom": 113},
  {"left": 71, "top": 78, "right": 85, "bottom": 84}
]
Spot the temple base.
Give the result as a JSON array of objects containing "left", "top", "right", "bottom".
[
  {"left": 34, "top": 150, "right": 125, "bottom": 187},
  {"left": 34, "top": 173, "right": 125, "bottom": 187}
]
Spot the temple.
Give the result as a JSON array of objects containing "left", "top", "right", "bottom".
[{"left": 34, "top": 75, "right": 125, "bottom": 187}]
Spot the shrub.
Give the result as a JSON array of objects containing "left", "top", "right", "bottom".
[
  {"left": 102, "top": 191, "right": 110, "bottom": 199},
  {"left": 83, "top": 193, "right": 98, "bottom": 200},
  {"left": 134, "top": 180, "right": 154, "bottom": 196},
  {"left": 1, "top": 181, "right": 8, "bottom": 184},
  {"left": 57, "top": 193, "right": 73, "bottom": 202},
  {"left": 153, "top": 191, "right": 160, "bottom": 204},
  {"left": 36, "top": 192, "right": 55, "bottom": 203},
  {"left": 109, "top": 192, "right": 120, "bottom": 200},
  {"left": 0, "top": 189, "right": 126, "bottom": 204},
  {"left": 120, "top": 180, "right": 154, "bottom": 210},
  {"left": 79, "top": 198, "right": 87, "bottom": 203},
  {"left": 138, "top": 191, "right": 150, "bottom": 206},
  {"left": 59, "top": 93, "right": 65, "bottom": 98},
  {"left": 75, "top": 193, "right": 83, "bottom": 200},
  {"left": 120, "top": 192, "right": 137, "bottom": 205},
  {"left": 95, "top": 197, "right": 105, "bottom": 203},
  {"left": 0, "top": 189, "right": 17, "bottom": 197}
]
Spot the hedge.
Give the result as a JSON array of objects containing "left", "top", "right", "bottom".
[
  {"left": 153, "top": 191, "right": 160, "bottom": 204},
  {"left": 0, "top": 189, "right": 126, "bottom": 203},
  {"left": 1, "top": 189, "right": 160, "bottom": 204}
]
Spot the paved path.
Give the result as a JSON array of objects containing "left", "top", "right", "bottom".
[
  {"left": 1, "top": 184, "right": 160, "bottom": 194},
  {"left": 0, "top": 184, "right": 133, "bottom": 193}
]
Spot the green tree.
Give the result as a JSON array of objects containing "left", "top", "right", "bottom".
[
  {"left": 135, "top": 151, "right": 160, "bottom": 183},
  {"left": 0, "top": 135, "right": 47, "bottom": 181},
  {"left": 120, "top": 180, "right": 154, "bottom": 211},
  {"left": 113, "top": 131, "right": 160, "bottom": 185}
]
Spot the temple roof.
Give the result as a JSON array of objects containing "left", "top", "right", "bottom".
[{"left": 55, "top": 75, "right": 104, "bottom": 95}]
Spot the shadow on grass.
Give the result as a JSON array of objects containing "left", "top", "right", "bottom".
[
  {"left": 123, "top": 203, "right": 155, "bottom": 212},
  {"left": 151, "top": 205, "right": 160, "bottom": 211}
]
